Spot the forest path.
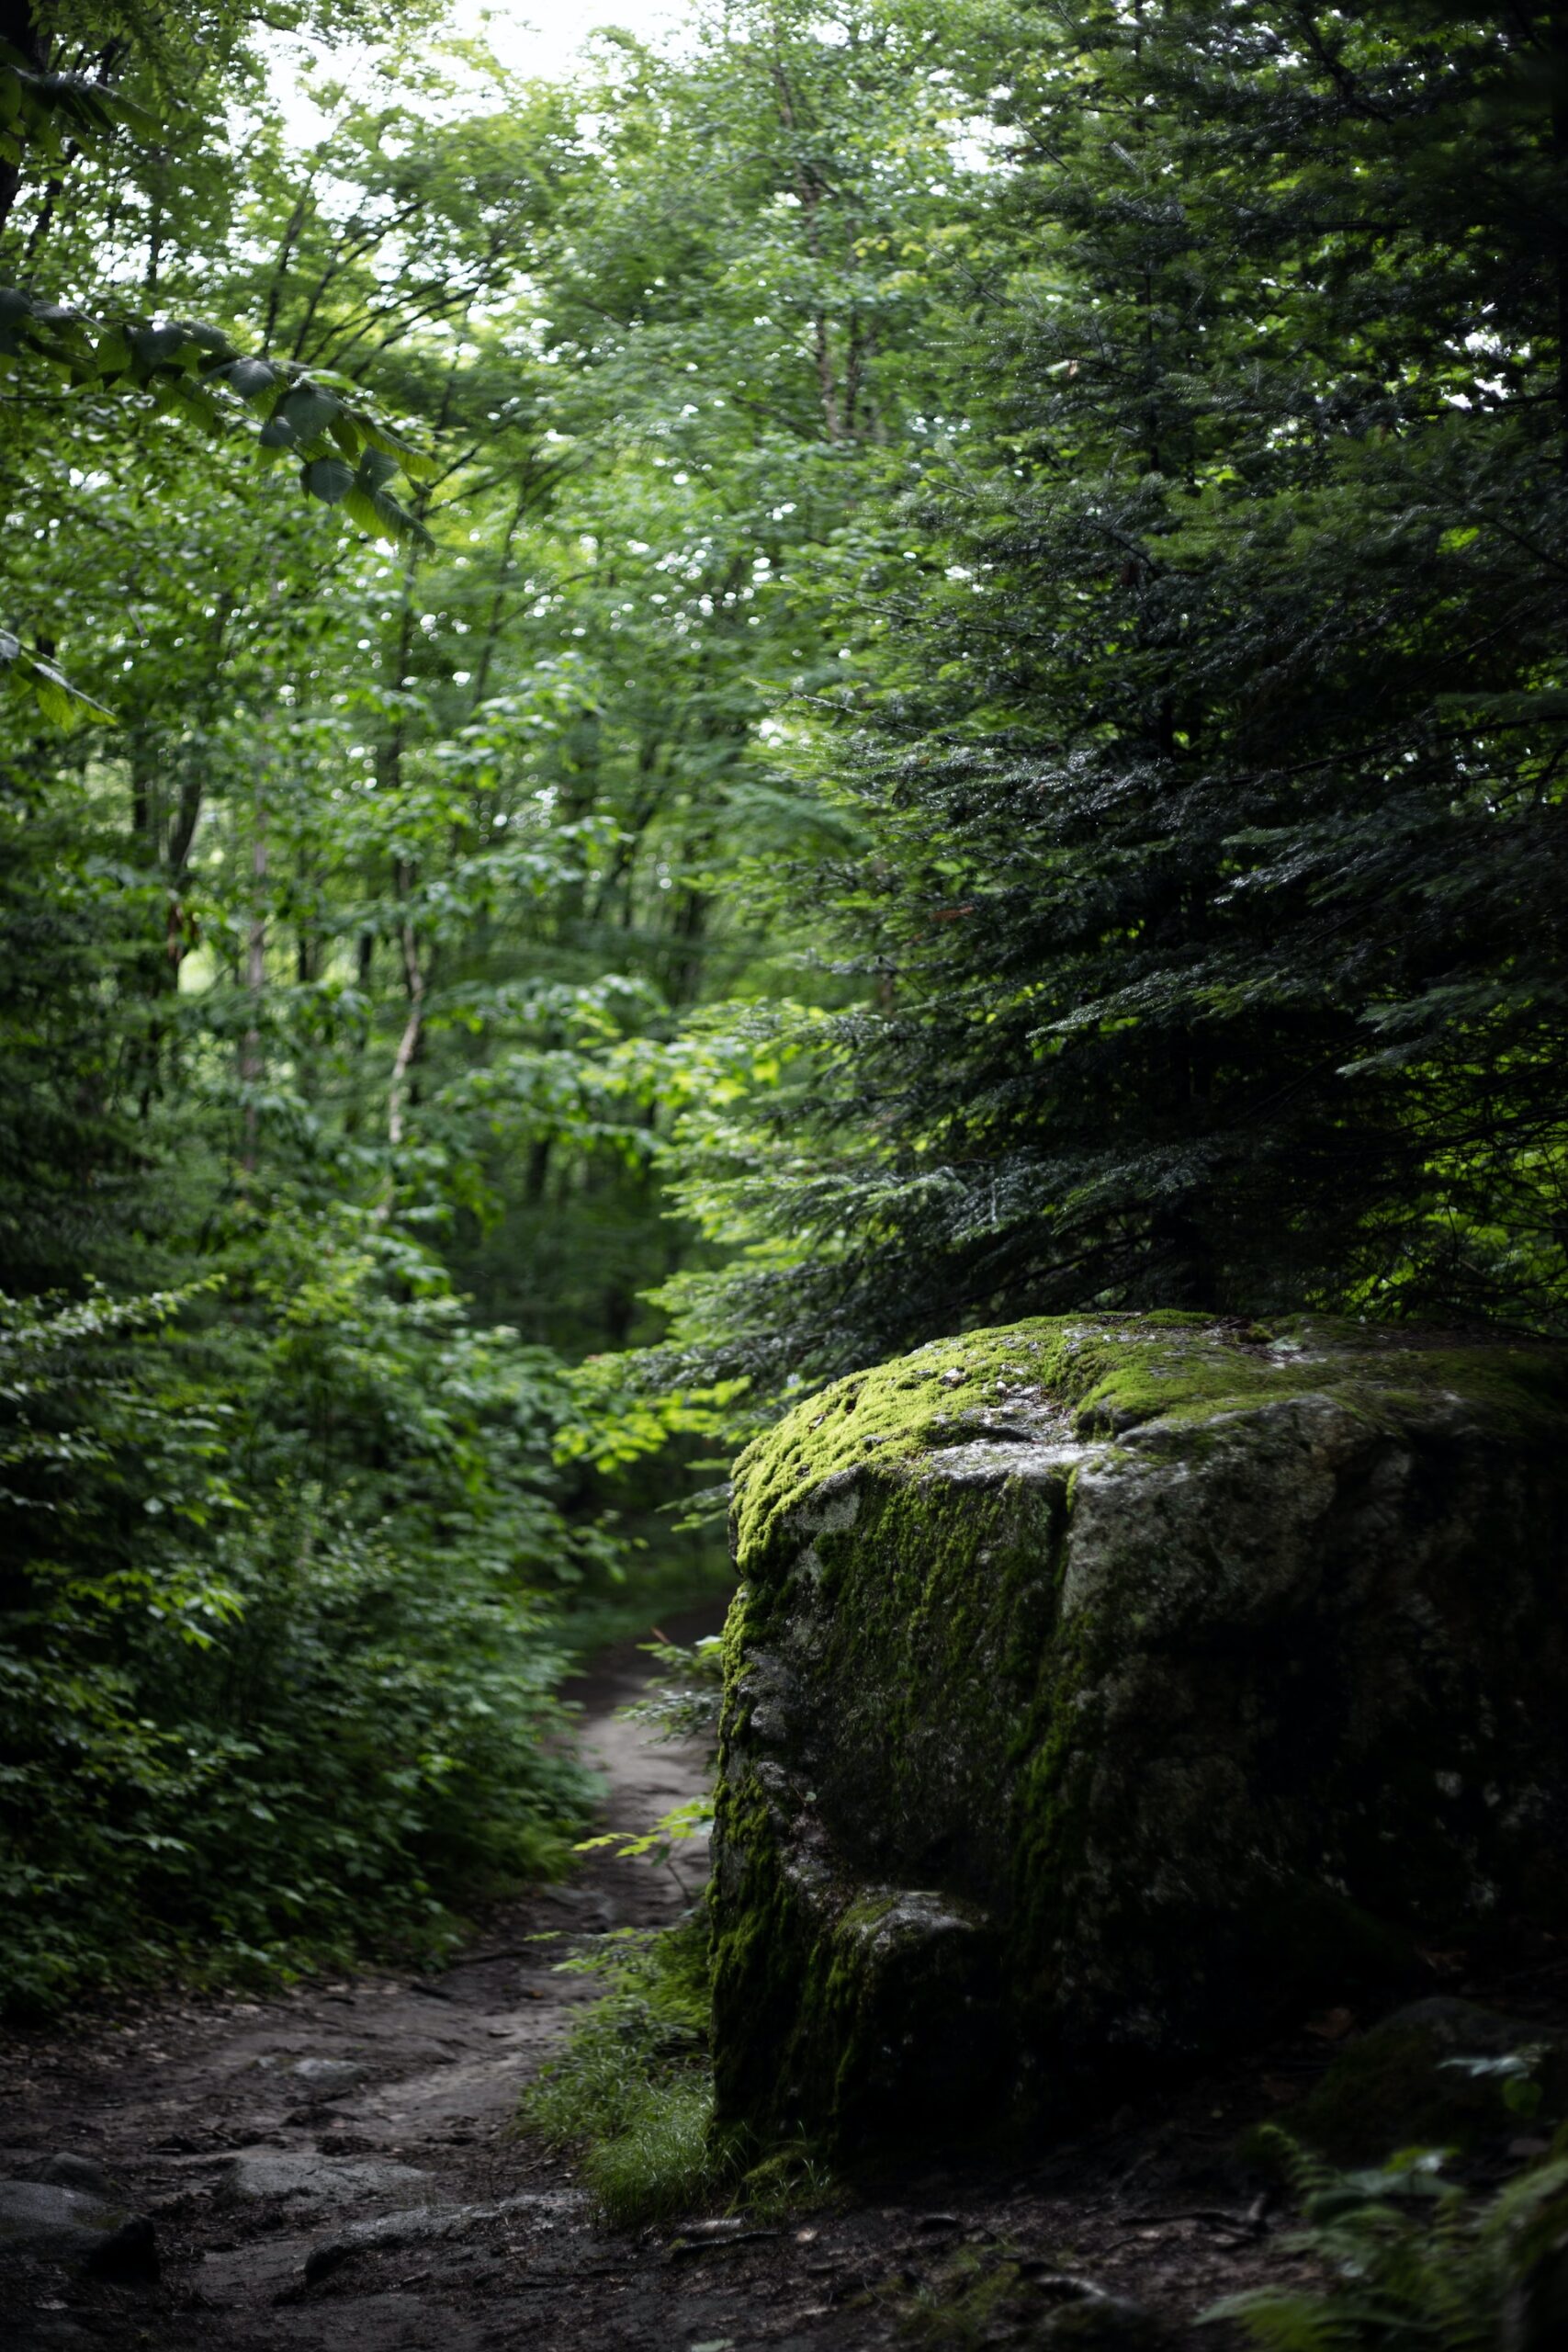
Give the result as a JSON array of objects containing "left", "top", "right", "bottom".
[
  {"left": 2, "top": 1614, "right": 1319, "bottom": 2351},
  {"left": 1, "top": 1614, "right": 719, "bottom": 2351}
]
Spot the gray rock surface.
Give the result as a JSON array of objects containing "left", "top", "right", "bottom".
[
  {"left": 302, "top": 2188, "right": 570, "bottom": 2274},
  {"left": 711, "top": 1313, "right": 1568, "bottom": 2148},
  {"left": 0, "top": 2177, "right": 125, "bottom": 2251},
  {"left": 222, "top": 2152, "right": 433, "bottom": 2205},
  {"left": 24, "top": 2155, "right": 115, "bottom": 2197},
  {"left": 284, "top": 2056, "right": 366, "bottom": 2098},
  {"left": 0, "top": 2177, "right": 156, "bottom": 2276}
]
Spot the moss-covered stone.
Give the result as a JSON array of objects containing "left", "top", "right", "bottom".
[
  {"left": 1291, "top": 1998, "right": 1568, "bottom": 2165},
  {"left": 709, "top": 1314, "right": 1568, "bottom": 2152}
]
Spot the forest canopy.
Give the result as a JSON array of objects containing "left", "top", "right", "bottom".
[{"left": 2, "top": 0, "right": 1564, "bottom": 2010}]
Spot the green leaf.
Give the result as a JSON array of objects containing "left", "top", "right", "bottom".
[
  {"left": 0, "top": 283, "right": 32, "bottom": 355},
  {"left": 303, "top": 456, "right": 355, "bottom": 505},
  {"left": 277, "top": 384, "right": 341, "bottom": 444},
  {"left": 342, "top": 483, "right": 433, "bottom": 548},
  {"left": 174, "top": 321, "right": 231, "bottom": 358},
  {"left": 149, "top": 375, "right": 220, "bottom": 433},
  {"left": 0, "top": 637, "right": 117, "bottom": 729},
  {"left": 211, "top": 355, "right": 276, "bottom": 400},
  {"left": 94, "top": 324, "right": 131, "bottom": 376},
  {"left": 356, "top": 447, "right": 399, "bottom": 491},
  {"left": 130, "top": 322, "right": 186, "bottom": 372},
  {"left": 352, "top": 413, "right": 436, "bottom": 481}
]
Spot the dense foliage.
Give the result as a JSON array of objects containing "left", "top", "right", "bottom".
[
  {"left": 0, "top": 0, "right": 968, "bottom": 2007},
  {"left": 658, "top": 0, "right": 1568, "bottom": 1387},
  {"left": 0, "top": 1253, "right": 599, "bottom": 2009}
]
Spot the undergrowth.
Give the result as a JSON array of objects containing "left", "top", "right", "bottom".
[
  {"left": 518, "top": 1914, "right": 723, "bottom": 2225},
  {"left": 518, "top": 1911, "right": 837, "bottom": 2226},
  {"left": 0, "top": 1238, "right": 607, "bottom": 2018},
  {"left": 519, "top": 1625, "right": 836, "bottom": 2230},
  {"left": 1204, "top": 2126, "right": 1568, "bottom": 2349}
]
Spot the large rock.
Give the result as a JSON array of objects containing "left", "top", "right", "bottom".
[
  {"left": 221, "top": 2151, "right": 433, "bottom": 2205},
  {"left": 0, "top": 2178, "right": 157, "bottom": 2278},
  {"left": 1289, "top": 1996, "right": 1568, "bottom": 2163},
  {"left": 708, "top": 1314, "right": 1568, "bottom": 2151}
]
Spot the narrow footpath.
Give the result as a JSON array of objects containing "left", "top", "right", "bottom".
[{"left": 2, "top": 1625, "right": 1349, "bottom": 2351}]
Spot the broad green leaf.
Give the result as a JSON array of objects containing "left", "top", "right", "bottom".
[
  {"left": 277, "top": 384, "right": 341, "bottom": 443},
  {"left": 218, "top": 356, "right": 278, "bottom": 400},
  {"left": 131, "top": 322, "right": 186, "bottom": 371},
  {"left": 0, "top": 637, "right": 116, "bottom": 729},
  {"left": 303, "top": 455, "right": 355, "bottom": 504},
  {"left": 94, "top": 324, "right": 132, "bottom": 375}
]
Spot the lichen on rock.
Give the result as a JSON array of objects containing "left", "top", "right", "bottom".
[{"left": 708, "top": 1313, "right": 1568, "bottom": 2152}]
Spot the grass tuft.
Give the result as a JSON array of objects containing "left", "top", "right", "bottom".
[
  {"left": 518, "top": 1909, "right": 839, "bottom": 2229},
  {"left": 519, "top": 1914, "right": 726, "bottom": 2224},
  {"left": 581, "top": 2076, "right": 719, "bottom": 2227}
]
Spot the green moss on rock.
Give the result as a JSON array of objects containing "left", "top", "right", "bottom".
[{"left": 710, "top": 1315, "right": 1568, "bottom": 2153}]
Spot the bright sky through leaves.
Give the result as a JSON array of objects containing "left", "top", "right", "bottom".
[{"left": 269, "top": 0, "right": 694, "bottom": 142}]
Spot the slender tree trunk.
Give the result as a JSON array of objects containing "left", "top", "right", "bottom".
[
  {"left": 240, "top": 754, "right": 268, "bottom": 1173},
  {"left": 386, "top": 911, "right": 424, "bottom": 1154}
]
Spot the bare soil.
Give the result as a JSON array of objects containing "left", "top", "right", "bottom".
[{"left": 6, "top": 1618, "right": 1551, "bottom": 2352}]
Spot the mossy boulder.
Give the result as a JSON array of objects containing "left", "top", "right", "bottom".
[
  {"left": 1292, "top": 1998, "right": 1568, "bottom": 2165},
  {"left": 708, "top": 1314, "right": 1568, "bottom": 2153}
]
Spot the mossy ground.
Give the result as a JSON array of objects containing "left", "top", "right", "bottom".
[{"left": 1285, "top": 2009, "right": 1568, "bottom": 2167}]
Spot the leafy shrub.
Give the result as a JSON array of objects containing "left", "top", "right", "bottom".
[
  {"left": 0, "top": 1217, "right": 615, "bottom": 2015},
  {"left": 573, "top": 1635, "right": 728, "bottom": 1872},
  {"left": 621, "top": 1634, "right": 728, "bottom": 1752}
]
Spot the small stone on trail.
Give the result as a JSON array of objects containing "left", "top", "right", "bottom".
[{"left": 286, "top": 2057, "right": 366, "bottom": 2097}]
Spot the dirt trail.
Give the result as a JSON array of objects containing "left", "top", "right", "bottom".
[
  {"left": 0, "top": 1617, "right": 716, "bottom": 2351},
  {"left": 1, "top": 1618, "right": 1349, "bottom": 2350}
]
